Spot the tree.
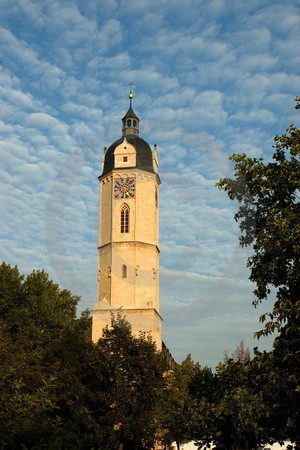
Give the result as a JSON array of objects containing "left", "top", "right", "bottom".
[
  {"left": 96, "top": 314, "right": 166, "bottom": 450},
  {"left": 216, "top": 100, "right": 300, "bottom": 339},
  {"left": 160, "top": 354, "right": 199, "bottom": 450},
  {"left": 224, "top": 340, "right": 251, "bottom": 365},
  {"left": 0, "top": 263, "right": 167, "bottom": 449},
  {"left": 188, "top": 365, "right": 219, "bottom": 449},
  {"left": 216, "top": 98, "right": 300, "bottom": 448},
  {"left": 0, "top": 262, "right": 97, "bottom": 449},
  {"left": 190, "top": 356, "right": 268, "bottom": 450},
  {"left": 245, "top": 348, "right": 299, "bottom": 449}
]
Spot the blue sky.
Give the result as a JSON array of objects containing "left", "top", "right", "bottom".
[{"left": 0, "top": 0, "right": 299, "bottom": 367}]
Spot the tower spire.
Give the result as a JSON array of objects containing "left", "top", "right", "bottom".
[{"left": 122, "top": 81, "right": 139, "bottom": 136}]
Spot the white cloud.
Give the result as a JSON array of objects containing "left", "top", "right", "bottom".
[
  {"left": 0, "top": 28, "right": 65, "bottom": 92},
  {"left": 62, "top": 102, "right": 102, "bottom": 122},
  {"left": 26, "top": 112, "right": 63, "bottom": 129},
  {"left": 249, "top": 4, "right": 300, "bottom": 36},
  {"left": 227, "top": 28, "right": 272, "bottom": 54},
  {"left": 0, "top": 86, "right": 35, "bottom": 109},
  {"left": 0, "top": 0, "right": 297, "bottom": 366},
  {"left": 86, "top": 53, "right": 131, "bottom": 72},
  {"left": 229, "top": 109, "right": 275, "bottom": 124}
]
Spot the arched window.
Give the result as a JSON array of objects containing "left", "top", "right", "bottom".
[
  {"left": 127, "top": 119, "right": 131, "bottom": 127},
  {"left": 121, "top": 204, "right": 129, "bottom": 233},
  {"left": 122, "top": 265, "right": 127, "bottom": 278}
]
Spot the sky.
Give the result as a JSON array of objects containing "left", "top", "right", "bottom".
[{"left": 0, "top": 0, "right": 299, "bottom": 367}]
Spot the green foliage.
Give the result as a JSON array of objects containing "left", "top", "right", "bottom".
[
  {"left": 215, "top": 99, "right": 300, "bottom": 449},
  {"left": 97, "top": 313, "right": 167, "bottom": 449},
  {"left": 215, "top": 100, "right": 300, "bottom": 400},
  {"left": 160, "top": 355, "right": 199, "bottom": 449},
  {"left": 189, "top": 356, "right": 269, "bottom": 450},
  {"left": 0, "top": 264, "right": 166, "bottom": 449},
  {"left": 0, "top": 262, "right": 97, "bottom": 448},
  {"left": 216, "top": 106, "right": 300, "bottom": 338}
]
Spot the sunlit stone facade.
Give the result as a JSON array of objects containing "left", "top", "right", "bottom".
[{"left": 92, "top": 97, "right": 162, "bottom": 349}]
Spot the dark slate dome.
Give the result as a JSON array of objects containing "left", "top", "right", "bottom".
[{"left": 101, "top": 134, "right": 155, "bottom": 176}]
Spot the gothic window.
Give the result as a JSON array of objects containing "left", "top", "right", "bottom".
[
  {"left": 122, "top": 265, "right": 127, "bottom": 278},
  {"left": 121, "top": 204, "right": 129, "bottom": 233},
  {"left": 133, "top": 120, "right": 137, "bottom": 127},
  {"left": 127, "top": 119, "right": 131, "bottom": 127}
]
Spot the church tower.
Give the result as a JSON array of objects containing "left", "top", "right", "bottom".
[{"left": 92, "top": 91, "right": 162, "bottom": 350}]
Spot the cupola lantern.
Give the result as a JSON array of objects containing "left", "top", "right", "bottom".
[{"left": 122, "top": 90, "right": 140, "bottom": 136}]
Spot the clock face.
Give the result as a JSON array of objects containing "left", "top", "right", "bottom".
[{"left": 114, "top": 178, "right": 135, "bottom": 199}]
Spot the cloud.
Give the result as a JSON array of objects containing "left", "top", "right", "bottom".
[
  {"left": 0, "top": 86, "right": 35, "bottom": 110},
  {"left": 62, "top": 102, "right": 102, "bottom": 122},
  {"left": 249, "top": 3, "right": 300, "bottom": 36},
  {"left": 226, "top": 28, "right": 272, "bottom": 54},
  {"left": 0, "top": 27, "right": 66, "bottom": 92},
  {"left": 0, "top": 0, "right": 297, "bottom": 366},
  {"left": 229, "top": 109, "right": 275, "bottom": 124}
]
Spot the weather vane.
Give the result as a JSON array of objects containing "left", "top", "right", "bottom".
[{"left": 128, "top": 81, "right": 135, "bottom": 106}]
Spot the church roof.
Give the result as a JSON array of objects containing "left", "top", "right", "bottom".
[{"left": 101, "top": 134, "right": 155, "bottom": 176}]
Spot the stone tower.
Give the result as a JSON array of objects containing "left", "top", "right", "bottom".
[{"left": 92, "top": 93, "right": 162, "bottom": 349}]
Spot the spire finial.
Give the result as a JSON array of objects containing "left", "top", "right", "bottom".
[{"left": 128, "top": 81, "right": 135, "bottom": 106}]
